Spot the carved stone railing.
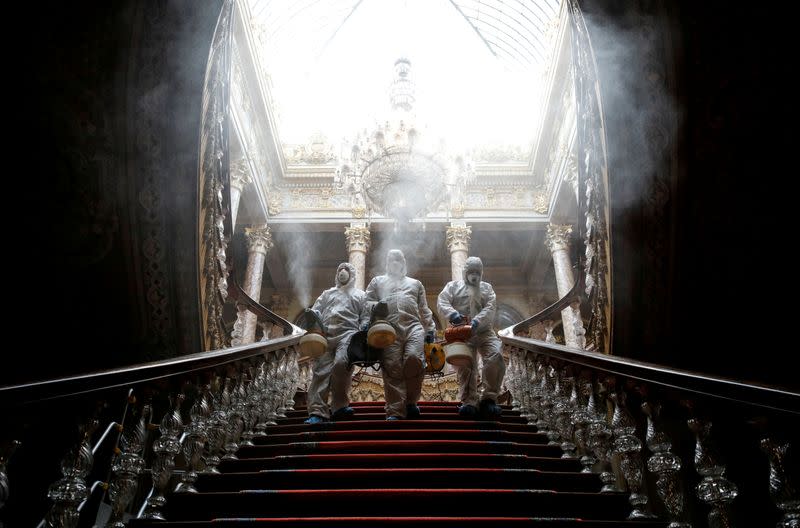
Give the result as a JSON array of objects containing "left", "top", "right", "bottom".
[
  {"left": 499, "top": 333, "right": 800, "bottom": 527},
  {"left": 0, "top": 328, "right": 304, "bottom": 527}
]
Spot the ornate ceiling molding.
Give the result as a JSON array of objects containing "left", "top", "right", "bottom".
[{"left": 282, "top": 133, "right": 338, "bottom": 165}]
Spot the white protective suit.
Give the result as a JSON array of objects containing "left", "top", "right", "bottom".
[
  {"left": 365, "top": 250, "right": 436, "bottom": 419},
  {"left": 437, "top": 256, "right": 506, "bottom": 408},
  {"left": 307, "top": 262, "right": 369, "bottom": 420}
]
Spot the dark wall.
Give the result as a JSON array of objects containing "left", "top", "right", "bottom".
[
  {"left": 581, "top": 1, "right": 792, "bottom": 389},
  {"left": 7, "top": 0, "right": 224, "bottom": 386}
]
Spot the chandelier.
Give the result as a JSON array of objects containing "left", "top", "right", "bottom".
[{"left": 334, "top": 58, "right": 474, "bottom": 222}]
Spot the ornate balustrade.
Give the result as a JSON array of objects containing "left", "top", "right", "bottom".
[
  {"left": 499, "top": 331, "right": 800, "bottom": 527},
  {"left": 0, "top": 327, "right": 307, "bottom": 527}
]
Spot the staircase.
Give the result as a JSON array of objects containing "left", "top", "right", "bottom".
[{"left": 132, "top": 401, "right": 667, "bottom": 527}]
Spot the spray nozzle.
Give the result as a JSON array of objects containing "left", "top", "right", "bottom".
[
  {"left": 302, "top": 308, "right": 327, "bottom": 335},
  {"left": 370, "top": 300, "right": 389, "bottom": 324}
]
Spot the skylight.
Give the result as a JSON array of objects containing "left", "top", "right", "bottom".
[{"left": 248, "top": 0, "right": 561, "bottom": 156}]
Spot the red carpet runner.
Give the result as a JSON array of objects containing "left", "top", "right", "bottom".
[{"left": 131, "top": 401, "right": 667, "bottom": 527}]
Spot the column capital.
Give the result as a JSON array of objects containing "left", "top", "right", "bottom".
[
  {"left": 545, "top": 223, "right": 573, "bottom": 253},
  {"left": 446, "top": 225, "right": 471, "bottom": 253},
  {"left": 230, "top": 158, "right": 253, "bottom": 193},
  {"left": 245, "top": 224, "right": 273, "bottom": 255},
  {"left": 345, "top": 225, "right": 371, "bottom": 253}
]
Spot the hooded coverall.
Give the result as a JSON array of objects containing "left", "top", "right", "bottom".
[
  {"left": 365, "top": 249, "right": 435, "bottom": 419},
  {"left": 307, "top": 262, "right": 369, "bottom": 419},
  {"left": 437, "top": 256, "right": 506, "bottom": 408}
]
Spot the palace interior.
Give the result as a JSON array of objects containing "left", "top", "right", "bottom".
[{"left": 2, "top": 1, "right": 795, "bottom": 526}]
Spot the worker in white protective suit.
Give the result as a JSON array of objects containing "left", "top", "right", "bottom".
[
  {"left": 437, "top": 256, "right": 506, "bottom": 418},
  {"left": 365, "top": 249, "right": 436, "bottom": 420},
  {"left": 305, "top": 262, "right": 369, "bottom": 424}
]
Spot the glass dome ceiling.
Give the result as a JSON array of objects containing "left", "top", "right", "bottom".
[{"left": 247, "top": 0, "right": 562, "bottom": 154}]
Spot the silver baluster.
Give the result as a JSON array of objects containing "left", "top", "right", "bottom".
[
  {"left": 222, "top": 376, "right": 247, "bottom": 460},
  {"left": 516, "top": 351, "right": 532, "bottom": 421},
  {"left": 569, "top": 299, "right": 586, "bottom": 349},
  {"left": 540, "top": 363, "right": 560, "bottom": 446},
  {"left": 203, "top": 378, "right": 231, "bottom": 474},
  {"left": 0, "top": 440, "right": 20, "bottom": 526},
  {"left": 265, "top": 356, "right": 281, "bottom": 426},
  {"left": 298, "top": 360, "right": 312, "bottom": 394},
  {"left": 543, "top": 319, "right": 556, "bottom": 343},
  {"left": 252, "top": 361, "right": 270, "bottom": 438},
  {"left": 643, "top": 401, "right": 690, "bottom": 528},
  {"left": 523, "top": 352, "right": 537, "bottom": 420},
  {"left": 275, "top": 351, "right": 290, "bottom": 417},
  {"left": 46, "top": 420, "right": 98, "bottom": 528},
  {"left": 508, "top": 349, "right": 522, "bottom": 413},
  {"left": 529, "top": 355, "right": 542, "bottom": 422},
  {"left": 239, "top": 374, "right": 257, "bottom": 447},
  {"left": 761, "top": 438, "right": 799, "bottom": 527},
  {"left": 587, "top": 380, "right": 616, "bottom": 492},
  {"left": 689, "top": 417, "right": 738, "bottom": 528},
  {"left": 554, "top": 369, "right": 578, "bottom": 459},
  {"left": 572, "top": 377, "right": 594, "bottom": 473},
  {"left": 518, "top": 351, "right": 533, "bottom": 421},
  {"left": 141, "top": 394, "right": 184, "bottom": 520},
  {"left": 107, "top": 404, "right": 149, "bottom": 527},
  {"left": 529, "top": 359, "right": 546, "bottom": 431},
  {"left": 175, "top": 387, "right": 210, "bottom": 493},
  {"left": 505, "top": 349, "right": 517, "bottom": 408},
  {"left": 284, "top": 349, "right": 300, "bottom": 411},
  {"left": 611, "top": 390, "right": 655, "bottom": 519}
]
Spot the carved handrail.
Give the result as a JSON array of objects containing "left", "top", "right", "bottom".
[
  {"left": 0, "top": 331, "right": 301, "bottom": 405},
  {"left": 0, "top": 330, "right": 306, "bottom": 526},
  {"left": 227, "top": 276, "right": 295, "bottom": 337},
  {"left": 500, "top": 334, "right": 800, "bottom": 415},
  {"left": 507, "top": 266, "right": 585, "bottom": 337},
  {"left": 499, "top": 334, "right": 800, "bottom": 527}
]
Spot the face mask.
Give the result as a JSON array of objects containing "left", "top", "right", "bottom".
[
  {"left": 337, "top": 269, "right": 350, "bottom": 284},
  {"left": 466, "top": 272, "right": 480, "bottom": 286},
  {"left": 388, "top": 260, "right": 403, "bottom": 276}
]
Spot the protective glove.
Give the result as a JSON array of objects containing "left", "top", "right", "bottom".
[
  {"left": 424, "top": 330, "right": 435, "bottom": 344},
  {"left": 449, "top": 312, "right": 465, "bottom": 325},
  {"left": 471, "top": 318, "right": 480, "bottom": 335}
]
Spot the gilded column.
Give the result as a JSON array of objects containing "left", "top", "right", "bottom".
[
  {"left": 229, "top": 158, "right": 253, "bottom": 231},
  {"left": 545, "top": 224, "right": 585, "bottom": 348},
  {"left": 232, "top": 225, "right": 273, "bottom": 345},
  {"left": 345, "top": 223, "right": 371, "bottom": 291},
  {"left": 446, "top": 224, "right": 472, "bottom": 282}
]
